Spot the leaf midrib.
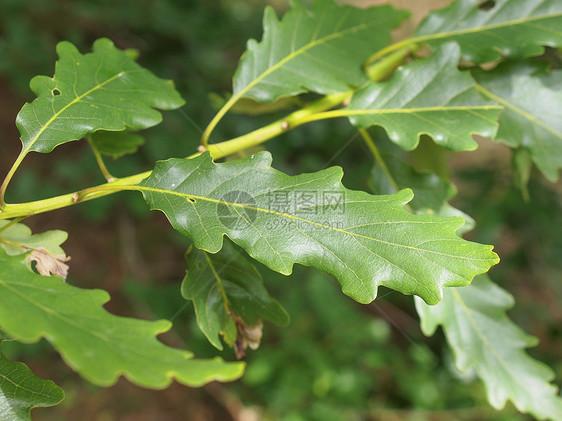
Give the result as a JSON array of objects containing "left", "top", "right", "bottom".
[
  {"left": 451, "top": 289, "right": 528, "bottom": 391},
  {"left": 414, "top": 10, "right": 562, "bottom": 45},
  {"left": 475, "top": 83, "right": 562, "bottom": 138},
  {"left": 0, "top": 357, "right": 58, "bottom": 401},
  {"left": 0, "top": 278, "right": 112, "bottom": 343},
  {"left": 234, "top": 11, "right": 389, "bottom": 100},
  {"left": 135, "top": 185, "right": 494, "bottom": 262}
]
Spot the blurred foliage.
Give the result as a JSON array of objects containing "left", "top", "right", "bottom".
[{"left": 0, "top": 0, "right": 559, "bottom": 420}]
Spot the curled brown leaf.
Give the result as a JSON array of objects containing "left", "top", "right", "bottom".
[
  {"left": 233, "top": 317, "right": 263, "bottom": 360},
  {"left": 26, "top": 248, "right": 71, "bottom": 280}
]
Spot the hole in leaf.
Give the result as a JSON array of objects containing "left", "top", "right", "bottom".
[
  {"left": 187, "top": 198, "right": 196, "bottom": 203},
  {"left": 52, "top": 88, "right": 61, "bottom": 96},
  {"left": 478, "top": 0, "right": 495, "bottom": 10}
]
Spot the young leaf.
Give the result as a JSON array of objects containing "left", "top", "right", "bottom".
[
  {"left": 136, "top": 152, "right": 499, "bottom": 306},
  {"left": 0, "top": 220, "right": 67, "bottom": 257},
  {"left": 416, "top": 275, "right": 562, "bottom": 421},
  {"left": 414, "top": 0, "right": 562, "bottom": 63},
  {"left": 182, "top": 239, "right": 290, "bottom": 351},
  {"left": 0, "top": 251, "right": 244, "bottom": 389},
  {"left": 0, "top": 220, "right": 70, "bottom": 279},
  {"left": 89, "top": 131, "right": 145, "bottom": 159},
  {"left": 348, "top": 43, "right": 502, "bottom": 151},
  {"left": 233, "top": 0, "right": 409, "bottom": 102},
  {"left": 473, "top": 61, "right": 562, "bottom": 182},
  {"left": 0, "top": 341, "right": 64, "bottom": 421},
  {"left": 16, "top": 38, "right": 184, "bottom": 157}
]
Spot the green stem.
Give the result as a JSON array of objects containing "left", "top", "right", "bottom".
[
  {"left": 201, "top": 94, "right": 238, "bottom": 147},
  {"left": 0, "top": 151, "right": 26, "bottom": 209},
  {"left": 87, "top": 136, "right": 116, "bottom": 182},
  {"left": 0, "top": 41, "right": 414, "bottom": 220},
  {"left": 358, "top": 129, "right": 399, "bottom": 191},
  {"left": 0, "top": 93, "right": 345, "bottom": 217},
  {"left": 365, "top": 44, "right": 419, "bottom": 81},
  {"left": 201, "top": 42, "right": 415, "bottom": 147},
  {"left": 204, "top": 91, "right": 351, "bottom": 159},
  {"left": 365, "top": 39, "right": 418, "bottom": 68}
]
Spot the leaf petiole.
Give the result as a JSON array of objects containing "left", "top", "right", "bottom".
[
  {"left": 0, "top": 151, "right": 26, "bottom": 209},
  {"left": 87, "top": 136, "right": 116, "bottom": 182}
]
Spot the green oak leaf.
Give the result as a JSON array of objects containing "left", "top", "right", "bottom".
[
  {"left": 416, "top": 275, "right": 562, "bottom": 421},
  {"left": 368, "top": 151, "right": 455, "bottom": 212},
  {"left": 0, "top": 250, "right": 244, "bottom": 389},
  {"left": 182, "top": 239, "right": 290, "bottom": 350},
  {"left": 16, "top": 38, "right": 184, "bottom": 157},
  {"left": 414, "top": 0, "right": 562, "bottom": 63},
  {"left": 473, "top": 61, "right": 562, "bottom": 182},
  {"left": 136, "top": 151, "right": 499, "bottom": 305},
  {"left": 348, "top": 43, "right": 502, "bottom": 151},
  {"left": 89, "top": 131, "right": 145, "bottom": 159},
  {"left": 0, "top": 220, "right": 67, "bottom": 257},
  {"left": 0, "top": 341, "right": 64, "bottom": 421},
  {"left": 233, "top": 0, "right": 408, "bottom": 102}
]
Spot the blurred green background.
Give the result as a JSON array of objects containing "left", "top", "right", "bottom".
[{"left": 0, "top": 1, "right": 560, "bottom": 420}]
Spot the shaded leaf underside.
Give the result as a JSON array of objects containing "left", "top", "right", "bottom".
[
  {"left": 182, "top": 239, "right": 289, "bottom": 350},
  {"left": 416, "top": 275, "right": 562, "bottom": 421},
  {"left": 473, "top": 61, "right": 562, "bottom": 181}
]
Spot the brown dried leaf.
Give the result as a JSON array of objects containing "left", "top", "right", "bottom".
[
  {"left": 26, "top": 248, "right": 71, "bottom": 280},
  {"left": 233, "top": 317, "right": 263, "bottom": 360}
]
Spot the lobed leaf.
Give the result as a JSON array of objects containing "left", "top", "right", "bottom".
[
  {"left": 137, "top": 151, "right": 499, "bottom": 305},
  {"left": 16, "top": 38, "right": 184, "bottom": 157},
  {"left": 0, "top": 220, "right": 67, "bottom": 258},
  {"left": 415, "top": 0, "right": 562, "bottom": 63},
  {"left": 182, "top": 239, "right": 290, "bottom": 351},
  {"left": 0, "top": 251, "right": 244, "bottom": 389},
  {"left": 233, "top": 0, "right": 408, "bottom": 102},
  {"left": 416, "top": 275, "right": 562, "bottom": 421},
  {"left": 0, "top": 341, "right": 64, "bottom": 421},
  {"left": 348, "top": 43, "right": 502, "bottom": 151},
  {"left": 473, "top": 61, "right": 562, "bottom": 182}
]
